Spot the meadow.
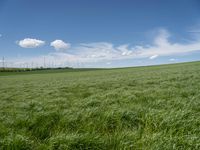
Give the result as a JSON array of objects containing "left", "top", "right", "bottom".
[{"left": 0, "top": 61, "right": 199, "bottom": 149}]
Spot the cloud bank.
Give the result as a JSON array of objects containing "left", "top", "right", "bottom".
[
  {"left": 149, "top": 55, "right": 158, "bottom": 60},
  {"left": 17, "top": 38, "right": 45, "bottom": 48},
  {"left": 46, "top": 28, "right": 200, "bottom": 63},
  {"left": 13, "top": 28, "right": 200, "bottom": 67}
]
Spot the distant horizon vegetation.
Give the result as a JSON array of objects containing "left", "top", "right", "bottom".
[{"left": 0, "top": 60, "right": 199, "bottom": 72}]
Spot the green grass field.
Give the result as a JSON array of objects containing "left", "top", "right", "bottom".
[{"left": 0, "top": 61, "right": 200, "bottom": 149}]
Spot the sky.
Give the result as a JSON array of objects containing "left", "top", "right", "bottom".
[{"left": 0, "top": 0, "right": 200, "bottom": 68}]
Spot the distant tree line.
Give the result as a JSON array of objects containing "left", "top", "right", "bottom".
[{"left": 0, "top": 67, "right": 73, "bottom": 72}]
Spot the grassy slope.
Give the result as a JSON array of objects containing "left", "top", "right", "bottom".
[{"left": 0, "top": 62, "right": 199, "bottom": 149}]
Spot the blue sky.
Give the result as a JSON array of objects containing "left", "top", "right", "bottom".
[{"left": 0, "top": 0, "right": 200, "bottom": 68}]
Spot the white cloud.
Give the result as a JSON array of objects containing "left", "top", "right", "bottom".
[
  {"left": 117, "top": 45, "right": 133, "bottom": 56},
  {"left": 169, "top": 58, "right": 176, "bottom": 61},
  {"left": 154, "top": 29, "right": 170, "bottom": 47},
  {"left": 17, "top": 38, "right": 45, "bottom": 48},
  {"left": 0, "top": 34, "right": 2, "bottom": 37},
  {"left": 50, "top": 40, "right": 70, "bottom": 51},
  {"left": 149, "top": 54, "right": 158, "bottom": 59}
]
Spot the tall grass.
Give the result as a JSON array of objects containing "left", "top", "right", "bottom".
[{"left": 0, "top": 62, "right": 199, "bottom": 149}]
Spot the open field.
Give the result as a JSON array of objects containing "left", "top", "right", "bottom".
[{"left": 0, "top": 61, "right": 200, "bottom": 149}]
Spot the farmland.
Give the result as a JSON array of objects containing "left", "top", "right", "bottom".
[{"left": 0, "top": 61, "right": 200, "bottom": 149}]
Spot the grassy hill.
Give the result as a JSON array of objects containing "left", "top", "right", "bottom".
[{"left": 0, "top": 61, "right": 199, "bottom": 149}]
